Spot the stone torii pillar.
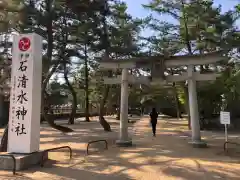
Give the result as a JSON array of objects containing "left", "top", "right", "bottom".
[
  {"left": 116, "top": 68, "right": 132, "bottom": 146},
  {"left": 98, "top": 62, "right": 144, "bottom": 147},
  {"left": 187, "top": 65, "right": 203, "bottom": 147}
]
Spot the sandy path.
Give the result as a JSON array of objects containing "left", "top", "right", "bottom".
[{"left": 0, "top": 116, "right": 240, "bottom": 180}]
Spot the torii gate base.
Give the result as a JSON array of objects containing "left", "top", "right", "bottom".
[
  {"left": 189, "top": 141, "right": 207, "bottom": 148},
  {"left": 116, "top": 140, "right": 133, "bottom": 147}
]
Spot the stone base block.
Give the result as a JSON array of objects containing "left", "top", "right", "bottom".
[
  {"left": 0, "top": 151, "right": 48, "bottom": 171},
  {"left": 116, "top": 139, "right": 132, "bottom": 147},
  {"left": 189, "top": 140, "right": 208, "bottom": 148}
]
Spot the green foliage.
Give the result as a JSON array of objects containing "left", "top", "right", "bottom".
[
  {"left": 1, "top": 0, "right": 240, "bottom": 128},
  {"left": 142, "top": 0, "right": 240, "bottom": 125},
  {"left": 47, "top": 79, "right": 69, "bottom": 105}
]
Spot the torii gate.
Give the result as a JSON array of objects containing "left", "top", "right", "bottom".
[{"left": 99, "top": 52, "right": 225, "bottom": 147}]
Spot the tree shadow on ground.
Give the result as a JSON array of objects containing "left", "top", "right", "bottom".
[
  {"left": 31, "top": 165, "right": 134, "bottom": 180},
  {"left": 75, "top": 144, "right": 240, "bottom": 179},
  {"left": 162, "top": 163, "right": 239, "bottom": 180},
  {"left": 63, "top": 117, "right": 240, "bottom": 180},
  {"left": 0, "top": 172, "right": 34, "bottom": 180},
  {"left": 1, "top": 164, "right": 134, "bottom": 180},
  {"left": 39, "top": 120, "right": 122, "bottom": 148},
  {"left": 1, "top": 117, "right": 240, "bottom": 180}
]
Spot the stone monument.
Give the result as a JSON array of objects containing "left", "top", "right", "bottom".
[{"left": 0, "top": 33, "right": 48, "bottom": 172}]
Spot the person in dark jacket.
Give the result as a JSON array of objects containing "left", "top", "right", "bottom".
[{"left": 150, "top": 108, "right": 158, "bottom": 137}]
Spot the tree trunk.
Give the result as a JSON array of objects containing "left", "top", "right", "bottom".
[
  {"left": 63, "top": 66, "right": 77, "bottom": 125},
  {"left": 0, "top": 125, "right": 8, "bottom": 152},
  {"left": 41, "top": 90, "right": 73, "bottom": 132},
  {"left": 170, "top": 69, "right": 181, "bottom": 119},
  {"left": 99, "top": 86, "right": 111, "bottom": 132},
  {"left": 84, "top": 43, "right": 90, "bottom": 122},
  {"left": 181, "top": 0, "right": 192, "bottom": 129},
  {"left": 40, "top": 67, "right": 74, "bottom": 132},
  {"left": 46, "top": 0, "right": 54, "bottom": 66},
  {"left": 40, "top": 0, "right": 72, "bottom": 132},
  {"left": 116, "top": 108, "right": 120, "bottom": 120},
  {"left": 116, "top": 87, "right": 120, "bottom": 120},
  {"left": 46, "top": 115, "right": 74, "bottom": 132},
  {"left": 41, "top": 0, "right": 55, "bottom": 123},
  {"left": 98, "top": 0, "right": 111, "bottom": 131},
  {"left": 182, "top": 85, "right": 191, "bottom": 129},
  {"left": 173, "top": 83, "right": 181, "bottom": 119}
]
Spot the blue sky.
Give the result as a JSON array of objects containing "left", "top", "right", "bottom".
[{"left": 123, "top": 0, "right": 239, "bottom": 18}]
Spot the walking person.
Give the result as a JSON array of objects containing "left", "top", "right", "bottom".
[{"left": 149, "top": 108, "right": 158, "bottom": 137}]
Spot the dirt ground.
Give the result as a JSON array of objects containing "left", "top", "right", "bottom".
[{"left": 0, "top": 116, "right": 240, "bottom": 180}]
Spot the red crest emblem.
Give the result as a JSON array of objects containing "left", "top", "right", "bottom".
[{"left": 19, "top": 37, "right": 31, "bottom": 51}]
